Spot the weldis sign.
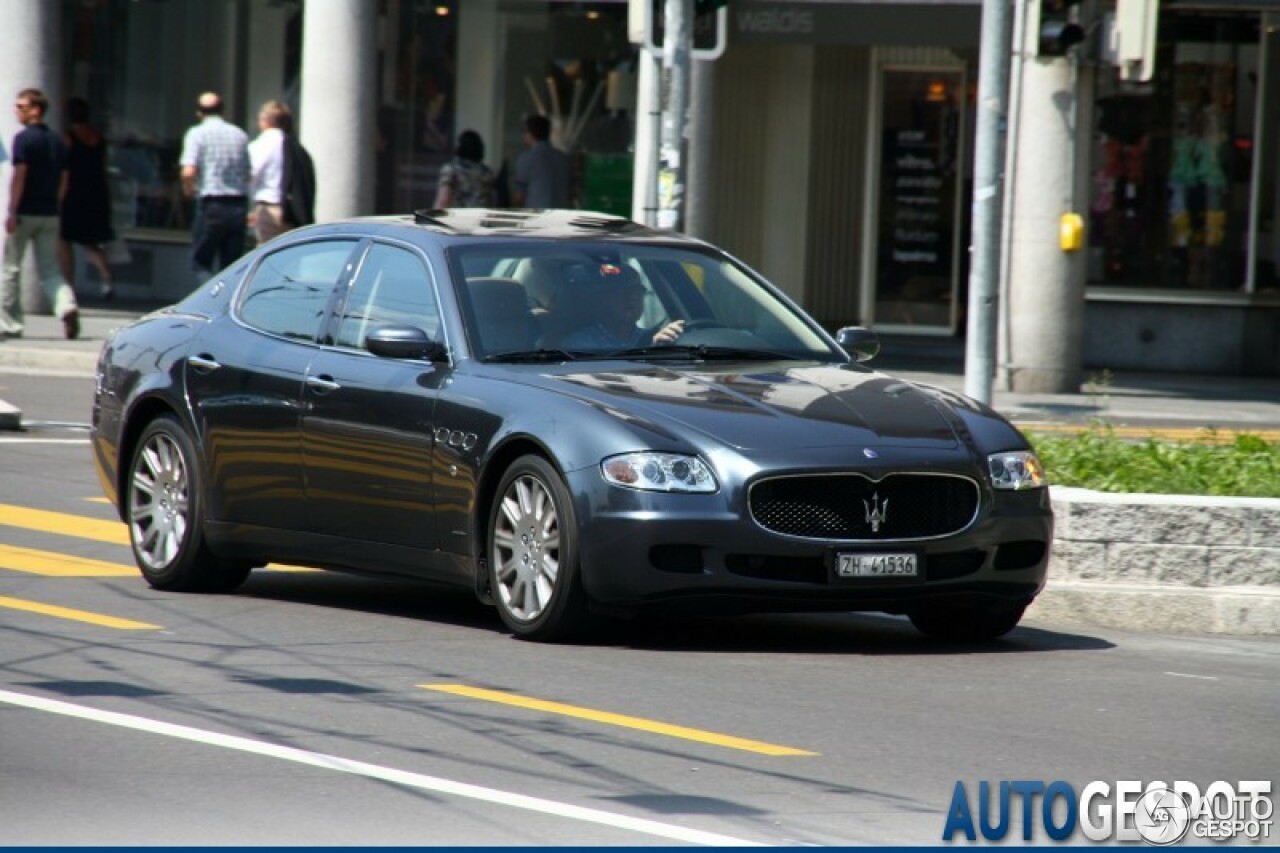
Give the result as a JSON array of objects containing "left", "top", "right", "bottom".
[{"left": 942, "top": 780, "right": 1274, "bottom": 844}]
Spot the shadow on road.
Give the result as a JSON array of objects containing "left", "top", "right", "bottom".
[{"left": 238, "top": 571, "right": 1114, "bottom": 655}]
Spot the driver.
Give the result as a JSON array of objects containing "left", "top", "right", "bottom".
[{"left": 559, "top": 263, "right": 684, "bottom": 350}]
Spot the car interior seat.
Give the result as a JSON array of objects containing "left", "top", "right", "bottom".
[{"left": 467, "top": 277, "right": 538, "bottom": 355}]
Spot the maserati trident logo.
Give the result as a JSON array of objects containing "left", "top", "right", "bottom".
[{"left": 864, "top": 492, "right": 889, "bottom": 533}]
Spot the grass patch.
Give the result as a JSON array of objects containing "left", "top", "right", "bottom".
[{"left": 1027, "top": 425, "right": 1280, "bottom": 498}]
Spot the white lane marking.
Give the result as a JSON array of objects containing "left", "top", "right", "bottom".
[
  {"left": 0, "top": 438, "right": 90, "bottom": 444},
  {"left": 0, "top": 689, "right": 761, "bottom": 846},
  {"left": 1164, "top": 671, "right": 1219, "bottom": 681}
]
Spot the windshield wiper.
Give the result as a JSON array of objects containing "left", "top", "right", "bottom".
[
  {"left": 481, "top": 348, "right": 583, "bottom": 363},
  {"left": 608, "top": 344, "right": 801, "bottom": 361}
]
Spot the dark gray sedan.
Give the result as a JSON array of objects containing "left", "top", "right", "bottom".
[{"left": 91, "top": 209, "right": 1052, "bottom": 642}]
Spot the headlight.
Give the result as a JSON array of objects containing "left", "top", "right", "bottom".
[
  {"left": 988, "top": 450, "right": 1048, "bottom": 490},
  {"left": 601, "top": 452, "right": 718, "bottom": 493}
]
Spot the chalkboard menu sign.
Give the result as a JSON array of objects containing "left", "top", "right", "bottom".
[{"left": 874, "top": 68, "right": 964, "bottom": 330}]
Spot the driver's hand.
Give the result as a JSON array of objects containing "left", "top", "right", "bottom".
[{"left": 652, "top": 319, "right": 685, "bottom": 344}]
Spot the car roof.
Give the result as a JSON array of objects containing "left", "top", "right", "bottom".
[{"left": 322, "top": 209, "right": 706, "bottom": 246}]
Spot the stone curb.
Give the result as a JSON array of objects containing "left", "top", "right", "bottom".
[
  {"left": 0, "top": 346, "right": 99, "bottom": 376},
  {"left": 1044, "top": 487, "right": 1280, "bottom": 636},
  {"left": 0, "top": 347, "right": 98, "bottom": 432},
  {"left": 1029, "top": 583, "right": 1280, "bottom": 635}
]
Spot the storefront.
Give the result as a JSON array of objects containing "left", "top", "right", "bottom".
[
  {"left": 15, "top": 0, "right": 1276, "bottom": 375},
  {"left": 54, "top": 0, "right": 638, "bottom": 302},
  {"left": 1084, "top": 4, "right": 1280, "bottom": 374}
]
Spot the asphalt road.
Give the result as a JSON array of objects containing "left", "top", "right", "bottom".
[{"left": 2, "top": 373, "right": 1277, "bottom": 845}]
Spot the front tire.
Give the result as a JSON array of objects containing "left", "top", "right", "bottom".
[
  {"left": 488, "top": 455, "right": 588, "bottom": 641},
  {"left": 126, "top": 415, "right": 251, "bottom": 593},
  {"left": 909, "top": 600, "right": 1027, "bottom": 642}
]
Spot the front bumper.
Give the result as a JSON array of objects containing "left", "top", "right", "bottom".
[{"left": 567, "top": 468, "right": 1053, "bottom": 612}]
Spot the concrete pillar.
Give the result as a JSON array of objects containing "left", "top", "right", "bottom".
[
  {"left": 1005, "top": 43, "right": 1089, "bottom": 393},
  {"left": 299, "top": 0, "right": 376, "bottom": 221},
  {"left": 0, "top": 0, "right": 62, "bottom": 316}
]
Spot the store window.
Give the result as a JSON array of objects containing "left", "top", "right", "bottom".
[
  {"left": 62, "top": 0, "right": 297, "bottom": 234},
  {"left": 58, "top": 0, "right": 637, "bottom": 237},
  {"left": 375, "top": 1, "right": 458, "bottom": 213},
  {"left": 1089, "top": 11, "right": 1270, "bottom": 293},
  {"left": 871, "top": 65, "right": 966, "bottom": 331},
  {"left": 493, "top": 2, "right": 638, "bottom": 215}
]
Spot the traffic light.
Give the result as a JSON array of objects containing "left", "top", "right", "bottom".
[{"left": 1037, "top": 0, "right": 1086, "bottom": 57}]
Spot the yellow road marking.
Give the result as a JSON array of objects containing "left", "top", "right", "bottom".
[
  {"left": 84, "top": 497, "right": 112, "bottom": 504},
  {"left": 0, "top": 504, "right": 316, "bottom": 573},
  {"left": 0, "top": 503, "right": 128, "bottom": 545},
  {"left": 420, "top": 683, "right": 817, "bottom": 757},
  {"left": 0, "top": 595, "right": 160, "bottom": 630},
  {"left": 0, "top": 544, "right": 136, "bottom": 576}
]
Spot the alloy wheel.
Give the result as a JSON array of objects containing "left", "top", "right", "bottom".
[
  {"left": 491, "top": 473, "right": 561, "bottom": 623},
  {"left": 129, "top": 431, "right": 190, "bottom": 571}
]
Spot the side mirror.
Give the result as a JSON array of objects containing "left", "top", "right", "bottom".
[
  {"left": 836, "top": 326, "right": 880, "bottom": 363},
  {"left": 365, "top": 325, "right": 446, "bottom": 361}
]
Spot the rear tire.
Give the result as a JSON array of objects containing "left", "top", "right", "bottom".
[
  {"left": 908, "top": 600, "right": 1027, "bottom": 641},
  {"left": 126, "top": 415, "right": 251, "bottom": 593},
  {"left": 488, "top": 455, "right": 588, "bottom": 642}
]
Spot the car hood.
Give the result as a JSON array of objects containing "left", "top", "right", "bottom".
[{"left": 546, "top": 362, "right": 961, "bottom": 450}]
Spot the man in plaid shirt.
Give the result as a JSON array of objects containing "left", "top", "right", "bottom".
[{"left": 180, "top": 92, "right": 250, "bottom": 283}]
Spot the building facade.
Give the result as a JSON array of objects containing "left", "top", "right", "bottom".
[{"left": 1, "top": 0, "right": 1276, "bottom": 377}]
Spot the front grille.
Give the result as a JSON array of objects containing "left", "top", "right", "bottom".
[{"left": 749, "top": 473, "right": 980, "bottom": 540}]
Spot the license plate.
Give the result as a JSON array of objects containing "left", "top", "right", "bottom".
[{"left": 836, "top": 552, "right": 918, "bottom": 578}]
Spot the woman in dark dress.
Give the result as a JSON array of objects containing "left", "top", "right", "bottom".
[{"left": 59, "top": 97, "right": 116, "bottom": 300}]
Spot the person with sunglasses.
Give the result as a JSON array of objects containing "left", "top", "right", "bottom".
[{"left": 2, "top": 88, "right": 79, "bottom": 340}]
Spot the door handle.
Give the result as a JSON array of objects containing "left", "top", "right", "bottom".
[
  {"left": 305, "top": 374, "right": 342, "bottom": 393},
  {"left": 188, "top": 354, "right": 221, "bottom": 372}
]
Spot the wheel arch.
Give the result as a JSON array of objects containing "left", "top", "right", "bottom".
[
  {"left": 115, "top": 395, "right": 189, "bottom": 522},
  {"left": 471, "top": 435, "right": 567, "bottom": 602}
]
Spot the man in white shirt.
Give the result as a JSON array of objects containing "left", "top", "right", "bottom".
[{"left": 248, "top": 100, "right": 290, "bottom": 244}]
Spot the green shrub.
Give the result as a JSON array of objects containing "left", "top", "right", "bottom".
[{"left": 1026, "top": 424, "right": 1280, "bottom": 498}]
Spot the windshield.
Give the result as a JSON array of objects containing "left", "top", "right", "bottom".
[{"left": 450, "top": 242, "right": 842, "bottom": 363}]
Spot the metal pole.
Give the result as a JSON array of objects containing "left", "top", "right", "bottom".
[
  {"left": 657, "top": 0, "right": 692, "bottom": 231},
  {"left": 997, "top": 0, "right": 1031, "bottom": 391},
  {"left": 963, "top": 0, "right": 1013, "bottom": 405},
  {"left": 685, "top": 58, "right": 715, "bottom": 239},
  {"left": 631, "top": 46, "right": 661, "bottom": 226}
]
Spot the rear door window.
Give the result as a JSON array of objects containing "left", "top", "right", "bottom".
[{"left": 238, "top": 240, "right": 357, "bottom": 341}]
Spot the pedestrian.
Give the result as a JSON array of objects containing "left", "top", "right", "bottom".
[
  {"left": 179, "top": 91, "right": 250, "bottom": 282},
  {"left": 433, "top": 129, "right": 496, "bottom": 208},
  {"left": 248, "top": 99, "right": 316, "bottom": 244},
  {"left": 1, "top": 88, "right": 80, "bottom": 340},
  {"left": 58, "top": 96, "right": 116, "bottom": 301},
  {"left": 280, "top": 112, "right": 316, "bottom": 231},
  {"left": 512, "top": 114, "right": 570, "bottom": 209}
]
